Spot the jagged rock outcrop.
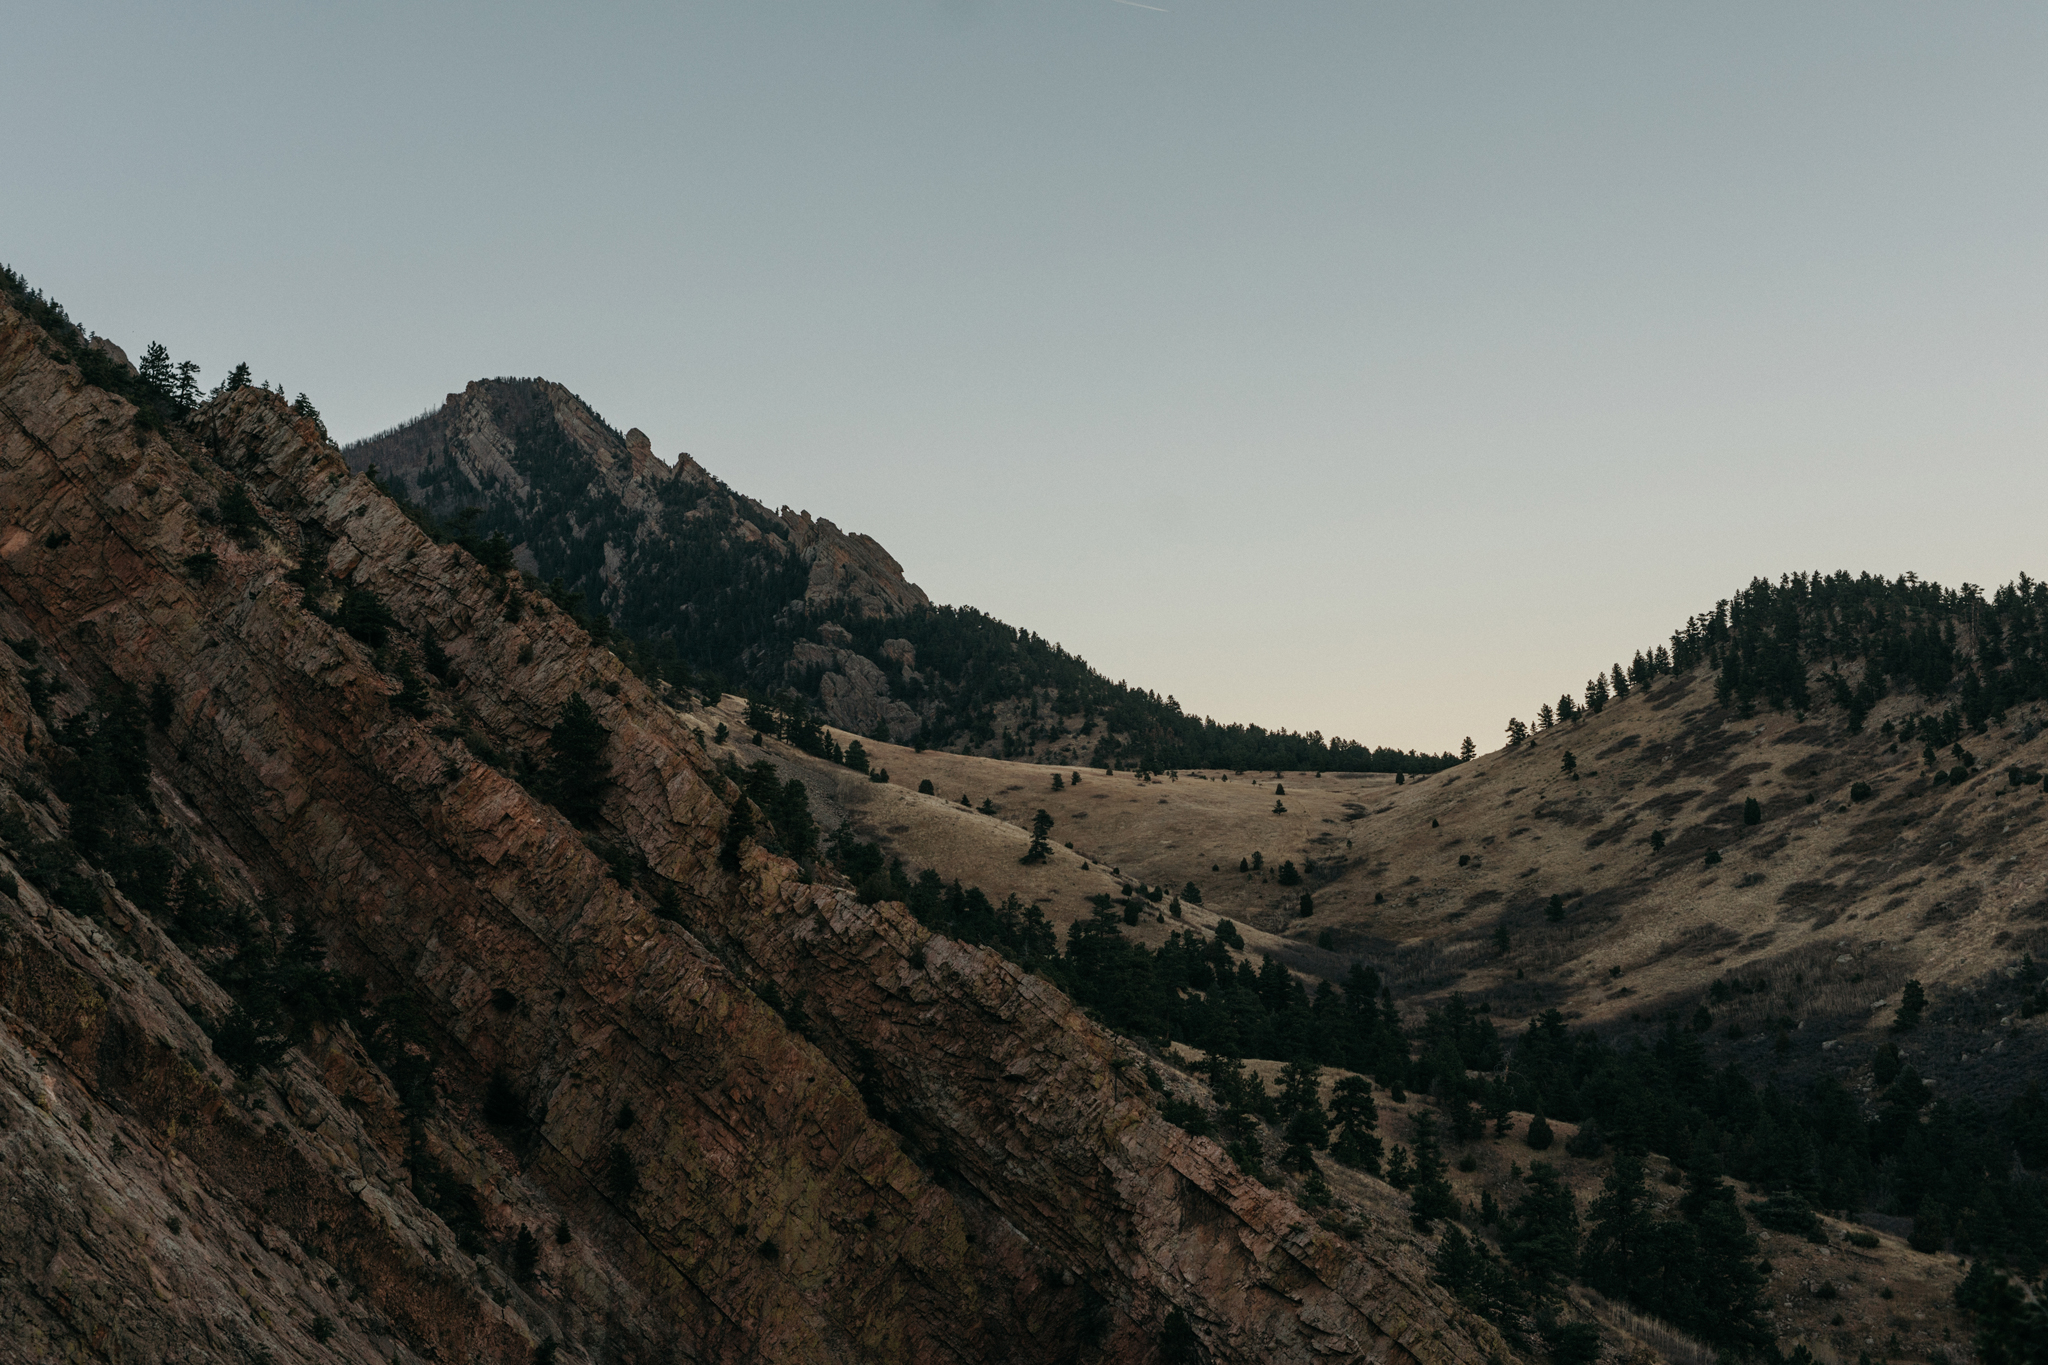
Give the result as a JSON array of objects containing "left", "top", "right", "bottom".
[
  {"left": 345, "top": 379, "right": 930, "bottom": 738},
  {"left": 0, "top": 297, "right": 1511, "bottom": 1364}
]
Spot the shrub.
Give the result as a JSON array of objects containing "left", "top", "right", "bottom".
[
  {"left": 607, "top": 1145, "right": 639, "bottom": 1201},
  {"left": 1850, "top": 781, "right": 1873, "bottom": 802},
  {"left": 1749, "top": 1190, "right": 1825, "bottom": 1242},
  {"left": 1161, "top": 1097, "right": 1211, "bottom": 1136}
]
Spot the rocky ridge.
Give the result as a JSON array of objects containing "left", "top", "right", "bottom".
[
  {"left": 347, "top": 378, "right": 929, "bottom": 724},
  {"left": 0, "top": 297, "right": 1508, "bottom": 1362}
]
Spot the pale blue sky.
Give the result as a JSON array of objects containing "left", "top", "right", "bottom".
[{"left": 8, "top": 3, "right": 2046, "bottom": 750}]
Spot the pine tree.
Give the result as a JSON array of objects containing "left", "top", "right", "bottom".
[
  {"left": 1524, "top": 1104, "right": 1554, "bottom": 1150},
  {"left": 1460, "top": 736, "right": 1476, "bottom": 762},
  {"left": 1502, "top": 1161, "right": 1580, "bottom": 1292},
  {"left": 1329, "top": 1076, "right": 1382, "bottom": 1173},
  {"left": 1159, "top": 1308, "right": 1201, "bottom": 1364},
  {"left": 1506, "top": 717, "right": 1529, "bottom": 746},
  {"left": 1537, "top": 703, "right": 1556, "bottom": 731},
  {"left": 138, "top": 341, "right": 176, "bottom": 399},
  {"left": 543, "top": 693, "right": 610, "bottom": 827},
  {"left": 1560, "top": 750, "right": 1577, "bottom": 778},
  {"left": 1580, "top": 1146, "right": 1656, "bottom": 1302},
  {"left": 1893, "top": 978, "right": 1927, "bottom": 1032},
  {"left": 1021, "top": 809, "right": 1054, "bottom": 864},
  {"left": 513, "top": 1224, "right": 541, "bottom": 1282},
  {"left": 1677, "top": 1163, "right": 1773, "bottom": 1350},
  {"left": 1406, "top": 1112, "right": 1458, "bottom": 1228}
]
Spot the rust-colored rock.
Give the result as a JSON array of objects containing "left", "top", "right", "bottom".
[{"left": 0, "top": 297, "right": 1511, "bottom": 1363}]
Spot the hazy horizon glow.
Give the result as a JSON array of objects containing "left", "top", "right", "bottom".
[{"left": 8, "top": 3, "right": 2046, "bottom": 751}]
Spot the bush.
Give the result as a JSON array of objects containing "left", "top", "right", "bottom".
[
  {"left": 1161, "top": 1097, "right": 1211, "bottom": 1136},
  {"left": 607, "top": 1145, "right": 639, "bottom": 1201},
  {"left": 483, "top": 1070, "right": 525, "bottom": 1127},
  {"left": 917, "top": 778, "right": 934, "bottom": 794},
  {"left": 336, "top": 586, "right": 395, "bottom": 648},
  {"left": 1850, "top": 781, "right": 1873, "bottom": 802},
  {"left": 1749, "top": 1190, "right": 1825, "bottom": 1242},
  {"left": 1524, "top": 1110, "right": 1554, "bottom": 1151}
]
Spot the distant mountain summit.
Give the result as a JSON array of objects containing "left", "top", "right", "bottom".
[
  {"left": 346, "top": 378, "right": 934, "bottom": 736},
  {"left": 349, "top": 378, "right": 1456, "bottom": 774},
  {"left": 366, "top": 378, "right": 930, "bottom": 622}
]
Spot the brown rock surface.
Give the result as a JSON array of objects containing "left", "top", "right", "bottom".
[{"left": 0, "top": 298, "right": 1511, "bottom": 1362}]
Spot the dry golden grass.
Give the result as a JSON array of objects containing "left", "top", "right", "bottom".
[{"left": 691, "top": 680, "right": 2042, "bottom": 1362}]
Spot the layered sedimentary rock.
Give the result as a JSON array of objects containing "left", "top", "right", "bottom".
[{"left": 0, "top": 297, "right": 1508, "bottom": 1364}]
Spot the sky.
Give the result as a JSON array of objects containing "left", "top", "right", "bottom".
[{"left": 7, "top": 3, "right": 2047, "bottom": 753}]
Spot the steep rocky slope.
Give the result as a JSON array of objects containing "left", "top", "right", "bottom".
[{"left": 0, "top": 294, "right": 1511, "bottom": 1363}]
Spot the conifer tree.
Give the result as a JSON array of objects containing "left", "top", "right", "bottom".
[
  {"left": 1524, "top": 1103, "right": 1554, "bottom": 1150},
  {"left": 138, "top": 341, "right": 176, "bottom": 399},
  {"left": 1506, "top": 717, "right": 1529, "bottom": 746},
  {"left": 1406, "top": 1112, "right": 1458, "bottom": 1228},
  {"left": 1329, "top": 1076, "right": 1382, "bottom": 1173},
  {"left": 543, "top": 693, "right": 610, "bottom": 827},
  {"left": 1502, "top": 1161, "right": 1579, "bottom": 1291},
  {"left": 1460, "top": 736, "right": 1476, "bottom": 762},
  {"left": 1537, "top": 703, "right": 1556, "bottom": 731},
  {"left": 1021, "top": 809, "right": 1054, "bottom": 864}
]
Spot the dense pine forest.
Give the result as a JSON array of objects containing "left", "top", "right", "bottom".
[{"left": 1511, "top": 571, "right": 2048, "bottom": 746}]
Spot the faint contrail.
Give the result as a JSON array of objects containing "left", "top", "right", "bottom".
[{"left": 1110, "top": 0, "right": 1167, "bottom": 10}]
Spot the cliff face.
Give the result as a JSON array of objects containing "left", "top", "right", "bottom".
[{"left": 0, "top": 297, "right": 1508, "bottom": 1364}]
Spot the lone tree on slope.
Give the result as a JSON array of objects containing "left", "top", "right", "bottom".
[{"left": 1022, "top": 809, "right": 1055, "bottom": 864}]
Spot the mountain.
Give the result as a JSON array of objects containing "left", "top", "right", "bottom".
[
  {"left": 344, "top": 380, "right": 1456, "bottom": 776},
  {"left": 705, "top": 588, "right": 2048, "bottom": 1359},
  {"left": 0, "top": 269, "right": 1504, "bottom": 1362}
]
